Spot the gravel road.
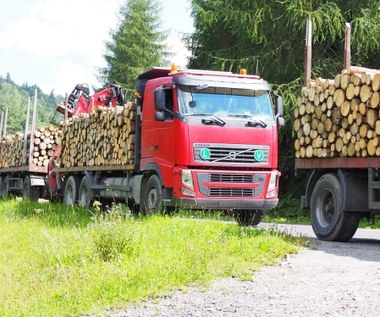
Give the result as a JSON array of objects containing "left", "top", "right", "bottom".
[{"left": 110, "top": 225, "right": 380, "bottom": 317}]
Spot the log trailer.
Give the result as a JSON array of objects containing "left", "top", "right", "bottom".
[
  {"left": 0, "top": 84, "right": 125, "bottom": 200},
  {"left": 295, "top": 21, "right": 380, "bottom": 241}
]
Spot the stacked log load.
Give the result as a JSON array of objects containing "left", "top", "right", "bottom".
[
  {"left": 294, "top": 67, "right": 380, "bottom": 158},
  {"left": 0, "top": 126, "right": 61, "bottom": 168},
  {"left": 59, "top": 102, "right": 136, "bottom": 168}
]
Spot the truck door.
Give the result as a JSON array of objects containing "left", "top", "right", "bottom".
[{"left": 141, "top": 86, "right": 176, "bottom": 187}]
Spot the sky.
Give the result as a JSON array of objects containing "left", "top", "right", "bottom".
[{"left": 0, "top": 0, "right": 194, "bottom": 96}]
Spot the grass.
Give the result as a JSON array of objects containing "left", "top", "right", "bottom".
[{"left": 0, "top": 199, "right": 305, "bottom": 317}]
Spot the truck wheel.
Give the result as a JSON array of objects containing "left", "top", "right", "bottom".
[
  {"left": 63, "top": 175, "right": 80, "bottom": 206},
  {"left": 140, "top": 174, "right": 163, "bottom": 215},
  {"left": 310, "top": 173, "right": 360, "bottom": 242},
  {"left": 22, "top": 176, "right": 40, "bottom": 201},
  {"left": 234, "top": 210, "right": 264, "bottom": 226},
  {"left": 78, "top": 176, "right": 93, "bottom": 207},
  {"left": 0, "top": 177, "right": 3, "bottom": 198}
]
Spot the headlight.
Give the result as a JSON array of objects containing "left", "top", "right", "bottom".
[
  {"left": 181, "top": 169, "right": 194, "bottom": 190},
  {"left": 266, "top": 172, "right": 278, "bottom": 199}
]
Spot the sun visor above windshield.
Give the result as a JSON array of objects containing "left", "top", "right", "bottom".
[{"left": 173, "top": 73, "right": 271, "bottom": 91}]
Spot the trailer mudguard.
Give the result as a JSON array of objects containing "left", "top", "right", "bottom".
[{"left": 337, "top": 169, "right": 369, "bottom": 212}]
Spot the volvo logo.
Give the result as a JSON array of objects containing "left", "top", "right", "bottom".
[{"left": 228, "top": 151, "right": 237, "bottom": 160}]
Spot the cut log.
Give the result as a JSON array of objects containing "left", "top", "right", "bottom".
[
  {"left": 360, "top": 85, "right": 371, "bottom": 103},
  {"left": 333, "top": 89, "right": 345, "bottom": 107},
  {"left": 370, "top": 92, "right": 379, "bottom": 108},
  {"left": 373, "top": 73, "right": 380, "bottom": 92},
  {"left": 340, "top": 101, "right": 350, "bottom": 117}
]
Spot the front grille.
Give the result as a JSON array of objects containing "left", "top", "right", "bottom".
[
  {"left": 209, "top": 188, "right": 254, "bottom": 197},
  {"left": 194, "top": 143, "right": 269, "bottom": 165},
  {"left": 209, "top": 174, "right": 254, "bottom": 183},
  {"left": 197, "top": 172, "right": 266, "bottom": 197}
]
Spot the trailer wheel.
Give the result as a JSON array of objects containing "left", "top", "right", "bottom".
[
  {"left": 22, "top": 176, "right": 40, "bottom": 201},
  {"left": 234, "top": 210, "right": 264, "bottom": 226},
  {"left": 78, "top": 176, "right": 93, "bottom": 207},
  {"left": 310, "top": 173, "right": 360, "bottom": 241},
  {"left": 140, "top": 174, "right": 163, "bottom": 215},
  {"left": 63, "top": 175, "right": 80, "bottom": 206}
]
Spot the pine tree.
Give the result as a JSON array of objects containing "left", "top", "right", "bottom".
[{"left": 100, "top": 0, "right": 169, "bottom": 96}]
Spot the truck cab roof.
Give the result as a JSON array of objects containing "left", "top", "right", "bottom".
[{"left": 137, "top": 67, "right": 270, "bottom": 95}]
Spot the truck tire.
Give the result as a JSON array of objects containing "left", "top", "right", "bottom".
[
  {"left": 140, "top": 174, "right": 163, "bottom": 215},
  {"left": 78, "top": 175, "right": 93, "bottom": 207},
  {"left": 0, "top": 177, "right": 3, "bottom": 198},
  {"left": 310, "top": 173, "right": 360, "bottom": 242},
  {"left": 63, "top": 175, "right": 80, "bottom": 206},
  {"left": 234, "top": 210, "right": 264, "bottom": 226},
  {"left": 22, "top": 176, "right": 40, "bottom": 201}
]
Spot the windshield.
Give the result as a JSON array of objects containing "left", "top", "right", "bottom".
[{"left": 178, "top": 85, "right": 274, "bottom": 120}]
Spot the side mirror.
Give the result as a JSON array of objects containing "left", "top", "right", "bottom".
[
  {"left": 277, "top": 116, "right": 285, "bottom": 126},
  {"left": 154, "top": 88, "right": 166, "bottom": 111},
  {"left": 276, "top": 95, "right": 284, "bottom": 117},
  {"left": 275, "top": 95, "right": 285, "bottom": 126},
  {"left": 155, "top": 111, "right": 166, "bottom": 121}
]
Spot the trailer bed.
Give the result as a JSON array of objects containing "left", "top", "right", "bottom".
[
  {"left": 54, "top": 164, "right": 136, "bottom": 173},
  {"left": 295, "top": 157, "right": 380, "bottom": 169},
  {"left": 0, "top": 164, "right": 47, "bottom": 174}
]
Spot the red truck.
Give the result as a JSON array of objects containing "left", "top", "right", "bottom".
[
  {"left": 50, "top": 66, "right": 284, "bottom": 225},
  {"left": 1, "top": 66, "right": 284, "bottom": 226}
]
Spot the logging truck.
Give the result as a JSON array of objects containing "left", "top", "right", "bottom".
[
  {"left": 53, "top": 66, "right": 284, "bottom": 225},
  {"left": 295, "top": 21, "right": 380, "bottom": 241},
  {"left": 0, "top": 66, "right": 284, "bottom": 225}
]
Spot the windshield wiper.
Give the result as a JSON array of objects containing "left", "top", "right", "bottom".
[
  {"left": 201, "top": 116, "right": 226, "bottom": 127},
  {"left": 184, "top": 113, "right": 226, "bottom": 126},
  {"left": 246, "top": 120, "right": 267, "bottom": 128}
]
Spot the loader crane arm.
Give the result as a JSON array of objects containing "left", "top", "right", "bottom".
[{"left": 56, "top": 83, "right": 125, "bottom": 116}]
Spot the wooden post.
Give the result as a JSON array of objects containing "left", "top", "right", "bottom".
[
  {"left": 64, "top": 92, "right": 68, "bottom": 123},
  {"left": 304, "top": 18, "right": 312, "bottom": 86},
  {"left": 3, "top": 108, "right": 8, "bottom": 136},
  {"left": 22, "top": 98, "right": 31, "bottom": 165},
  {"left": 344, "top": 22, "right": 351, "bottom": 70},
  {"left": 0, "top": 111, "right": 4, "bottom": 140},
  {"left": 29, "top": 89, "right": 38, "bottom": 166}
]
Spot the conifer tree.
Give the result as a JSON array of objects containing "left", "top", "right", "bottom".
[{"left": 100, "top": 0, "right": 169, "bottom": 96}]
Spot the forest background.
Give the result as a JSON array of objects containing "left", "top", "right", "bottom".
[{"left": 1, "top": 0, "right": 379, "bottom": 203}]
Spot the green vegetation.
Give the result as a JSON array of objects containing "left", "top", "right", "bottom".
[
  {"left": 0, "top": 75, "right": 64, "bottom": 134},
  {"left": 100, "top": 0, "right": 170, "bottom": 97},
  {"left": 0, "top": 199, "right": 305, "bottom": 317}
]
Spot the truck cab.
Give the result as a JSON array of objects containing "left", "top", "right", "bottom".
[{"left": 136, "top": 66, "right": 284, "bottom": 224}]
